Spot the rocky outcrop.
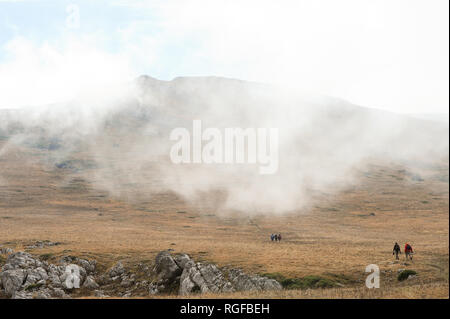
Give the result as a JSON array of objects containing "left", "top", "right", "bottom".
[
  {"left": 227, "top": 269, "right": 282, "bottom": 291},
  {"left": 104, "top": 261, "right": 136, "bottom": 289},
  {"left": 60, "top": 255, "right": 96, "bottom": 275},
  {"left": 179, "top": 261, "right": 234, "bottom": 295},
  {"left": 0, "top": 252, "right": 95, "bottom": 299},
  {"left": 148, "top": 251, "right": 183, "bottom": 294},
  {"left": 2, "top": 251, "right": 40, "bottom": 270},
  {"left": 25, "top": 240, "right": 61, "bottom": 250},
  {"left": 1, "top": 269, "right": 26, "bottom": 297},
  {"left": 109, "top": 261, "right": 125, "bottom": 278},
  {"left": 151, "top": 250, "right": 282, "bottom": 296},
  {"left": 1, "top": 249, "right": 282, "bottom": 298},
  {"left": 83, "top": 276, "right": 99, "bottom": 289},
  {"left": 154, "top": 251, "right": 183, "bottom": 282}
]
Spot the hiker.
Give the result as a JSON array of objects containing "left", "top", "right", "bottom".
[
  {"left": 277, "top": 233, "right": 282, "bottom": 242},
  {"left": 404, "top": 243, "right": 414, "bottom": 260},
  {"left": 392, "top": 242, "right": 401, "bottom": 260},
  {"left": 270, "top": 234, "right": 274, "bottom": 241}
]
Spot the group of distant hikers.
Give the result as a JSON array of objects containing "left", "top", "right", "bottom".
[
  {"left": 393, "top": 242, "right": 414, "bottom": 260},
  {"left": 270, "top": 233, "right": 282, "bottom": 242}
]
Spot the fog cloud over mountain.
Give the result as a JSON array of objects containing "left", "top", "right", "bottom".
[{"left": 0, "top": 76, "right": 448, "bottom": 214}]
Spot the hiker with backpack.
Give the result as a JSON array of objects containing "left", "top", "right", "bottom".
[
  {"left": 277, "top": 233, "right": 282, "bottom": 242},
  {"left": 405, "top": 243, "right": 414, "bottom": 260},
  {"left": 392, "top": 242, "right": 401, "bottom": 260}
]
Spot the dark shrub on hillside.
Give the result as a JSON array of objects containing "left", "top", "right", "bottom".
[{"left": 398, "top": 270, "right": 417, "bottom": 281}]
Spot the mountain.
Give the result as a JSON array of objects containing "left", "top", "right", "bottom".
[{"left": 0, "top": 75, "right": 448, "bottom": 212}]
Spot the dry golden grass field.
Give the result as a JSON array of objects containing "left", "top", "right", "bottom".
[{"left": 0, "top": 138, "right": 448, "bottom": 298}]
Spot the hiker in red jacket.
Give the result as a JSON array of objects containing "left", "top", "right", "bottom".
[{"left": 404, "top": 243, "right": 414, "bottom": 260}]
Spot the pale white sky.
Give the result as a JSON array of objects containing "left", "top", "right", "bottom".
[{"left": 0, "top": 0, "right": 448, "bottom": 114}]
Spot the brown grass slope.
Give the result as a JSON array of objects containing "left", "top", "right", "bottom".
[{"left": 0, "top": 136, "right": 448, "bottom": 298}]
